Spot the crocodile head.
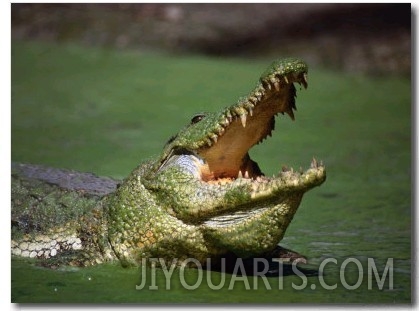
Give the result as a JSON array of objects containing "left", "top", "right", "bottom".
[
  {"left": 141, "top": 58, "right": 326, "bottom": 259},
  {"left": 160, "top": 58, "right": 311, "bottom": 182}
]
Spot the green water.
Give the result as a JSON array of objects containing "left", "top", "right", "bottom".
[{"left": 11, "top": 40, "right": 411, "bottom": 303}]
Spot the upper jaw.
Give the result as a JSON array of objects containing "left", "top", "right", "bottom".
[
  {"left": 157, "top": 58, "right": 310, "bottom": 181},
  {"left": 196, "top": 60, "right": 309, "bottom": 181}
]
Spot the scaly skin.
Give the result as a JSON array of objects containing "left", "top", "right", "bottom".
[{"left": 11, "top": 58, "right": 326, "bottom": 267}]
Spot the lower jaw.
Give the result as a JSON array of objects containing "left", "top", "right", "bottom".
[{"left": 201, "top": 194, "right": 303, "bottom": 258}]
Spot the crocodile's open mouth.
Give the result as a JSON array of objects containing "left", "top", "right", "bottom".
[
  {"left": 196, "top": 61, "right": 309, "bottom": 183},
  {"left": 157, "top": 59, "right": 325, "bottom": 193}
]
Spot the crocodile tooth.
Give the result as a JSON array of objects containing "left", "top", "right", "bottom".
[
  {"left": 274, "top": 81, "right": 280, "bottom": 91},
  {"left": 244, "top": 101, "right": 255, "bottom": 115},
  {"left": 255, "top": 90, "right": 263, "bottom": 98},
  {"left": 211, "top": 134, "right": 218, "bottom": 144},
  {"left": 266, "top": 82, "right": 272, "bottom": 90},
  {"left": 237, "top": 171, "right": 243, "bottom": 179},
  {"left": 286, "top": 109, "right": 295, "bottom": 120},
  {"left": 284, "top": 75, "right": 289, "bottom": 84},
  {"left": 248, "top": 107, "right": 253, "bottom": 117},
  {"left": 219, "top": 115, "right": 228, "bottom": 126},
  {"left": 311, "top": 157, "right": 318, "bottom": 168},
  {"left": 240, "top": 114, "right": 247, "bottom": 127},
  {"left": 302, "top": 73, "right": 308, "bottom": 89},
  {"left": 244, "top": 171, "right": 250, "bottom": 179}
]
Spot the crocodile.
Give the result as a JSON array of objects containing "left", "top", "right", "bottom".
[{"left": 11, "top": 58, "right": 326, "bottom": 268}]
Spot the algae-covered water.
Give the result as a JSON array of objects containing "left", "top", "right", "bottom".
[{"left": 11, "top": 41, "right": 411, "bottom": 303}]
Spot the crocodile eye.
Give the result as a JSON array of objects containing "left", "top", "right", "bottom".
[{"left": 190, "top": 114, "right": 206, "bottom": 124}]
